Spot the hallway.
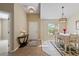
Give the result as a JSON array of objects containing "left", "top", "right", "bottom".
[
  {"left": 13, "top": 40, "right": 61, "bottom": 56},
  {"left": 14, "top": 40, "right": 47, "bottom": 56}
]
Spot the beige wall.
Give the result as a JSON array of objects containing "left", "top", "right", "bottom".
[
  {"left": 14, "top": 4, "right": 27, "bottom": 49},
  {"left": 40, "top": 20, "right": 58, "bottom": 41}
]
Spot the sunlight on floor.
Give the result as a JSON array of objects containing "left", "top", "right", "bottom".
[{"left": 40, "top": 40, "right": 61, "bottom": 56}]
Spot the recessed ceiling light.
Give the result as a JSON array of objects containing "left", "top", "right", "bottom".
[
  {"left": 27, "top": 6, "right": 36, "bottom": 13},
  {"left": 29, "top": 9, "right": 34, "bottom": 13}
]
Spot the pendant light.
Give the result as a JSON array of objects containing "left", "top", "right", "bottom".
[
  {"left": 62, "top": 6, "right": 64, "bottom": 18},
  {"left": 59, "top": 6, "right": 67, "bottom": 21}
]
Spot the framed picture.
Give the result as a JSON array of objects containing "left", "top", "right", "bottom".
[{"left": 76, "top": 20, "right": 79, "bottom": 30}]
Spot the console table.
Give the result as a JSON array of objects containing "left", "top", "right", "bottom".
[{"left": 17, "top": 34, "right": 29, "bottom": 48}]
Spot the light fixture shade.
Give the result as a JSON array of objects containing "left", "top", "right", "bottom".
[
  {"left": 61, "top": 6, "right": 64, "bottom": 18},
  {"left": 59, "top": 18, "right": 67, "bottom": 21},
  {"left": 59, "top": 6, "right": 67, "bottom": 20},
  {"left": 27, "top": 6, "right": 36, "bottom": 13},
  {"left": 29, "top": 8, "right": 35, "bottom": 13}
]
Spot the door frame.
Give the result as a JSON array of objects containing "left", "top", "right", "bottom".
[{"left": 0, "top": 11, "right": 14, "bottom": 52}]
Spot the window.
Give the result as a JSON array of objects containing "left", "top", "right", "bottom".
[
  {"left": 48, "top": 24, "right": 58, "bottom": 35},
  {"left": 0, "top": 11, "right": 9, "bottom": 19}
]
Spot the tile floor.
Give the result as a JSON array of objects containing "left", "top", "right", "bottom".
[
  {"left": 14, "top": 40, "right": 61, "bottom": 56},
  {"left": 41, "top": 40, "right": 61, "bottom": 56},
  {"left": 0, "top": 39, "right": 61, "bottom": 56}
]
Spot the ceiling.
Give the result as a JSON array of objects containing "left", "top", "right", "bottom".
[
  {"left": 21, "top": 3, "right": 79, "bottom": 19},
  {"left": 40, "top": 3, "right": 79, "bottom": 19}
]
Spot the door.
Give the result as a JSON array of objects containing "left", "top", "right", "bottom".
[
  {"left": 2, "top": 19, "right": 9, "bottom": 40},
  {"left": 0, "top": 18, "right": 9, "bottom": 40},
  {"left": 0, "top": 20, "right": 1, "bottom": 40},
  {"left": 0, "top": 18, "right": 9, "bottom": 55},
  {"left": 0, "top": 12, "right": 10, "bottom": 40},
  {"left": 29, "top": 21, "right": 39, "bottom": 40},
  {"left": 0, "top": 12, "right": 10, "bottom": 55}
]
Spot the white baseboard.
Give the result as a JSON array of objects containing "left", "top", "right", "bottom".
[{"left": 9, "top": 46, "right": 19, "bottom": 53}]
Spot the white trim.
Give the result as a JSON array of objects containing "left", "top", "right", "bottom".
[{"left": 9, "top": 46, "right": 19, "bottom": 53}]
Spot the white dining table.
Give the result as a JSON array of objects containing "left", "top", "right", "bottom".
[{"left": 59, "top": 33, "right": 70, "bottom": 36}]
